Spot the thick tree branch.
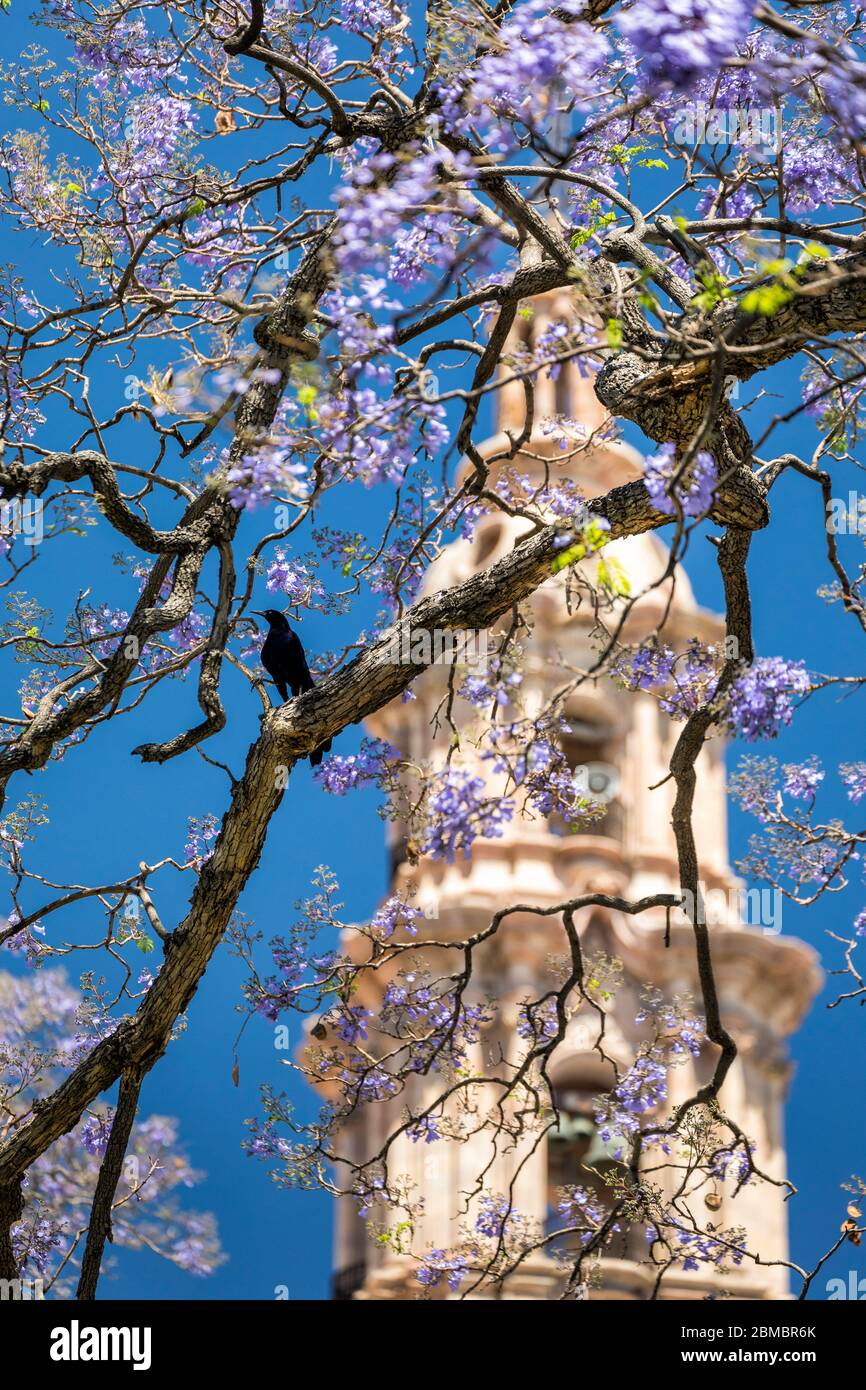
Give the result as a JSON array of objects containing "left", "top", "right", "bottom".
[
  {"left": 0, "top": 451, "right": 222, "bottom": 555},
  {"left": 76, "top": 1066, "right": 143, "bottom": 1300}
]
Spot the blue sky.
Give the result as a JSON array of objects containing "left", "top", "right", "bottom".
[{"left": 1, "top": 5, "right": 864, "bottom": 1302}]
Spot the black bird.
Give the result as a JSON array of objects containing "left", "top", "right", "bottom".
[{"left": 253, "top": 610, "right": 332, "bottom": 767}]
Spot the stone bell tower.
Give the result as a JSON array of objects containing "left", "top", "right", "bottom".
[{"left": 326, "top": 288, "right": 821, "bottom": 1301}]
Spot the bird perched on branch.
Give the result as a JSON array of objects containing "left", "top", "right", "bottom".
[{"left": 253, "top": 609, "right": 332, "bottom": 767}]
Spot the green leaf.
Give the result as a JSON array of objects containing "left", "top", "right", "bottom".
[
  {"left": 690, "top": 268, "right": 734, "bottom": 312},
  {"left": 550, "top": 519, "right": 609, "bottom": 574},
  {"left": 605, "top": 317, "right": 623, "bottom": 352},
  {"left": 803, "top": 241, "right": 831, "bottom": 261},
  {"left": 597, "top": 556, "right": 631, "bottom": 596},
  {"left": 741, "top": 282, "right": 793, "bottom": 316},
  {"left": 551, "top": 542, "right": 585, "bottom": 573}
]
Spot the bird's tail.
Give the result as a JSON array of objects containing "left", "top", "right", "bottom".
[
  {"left": 299, "top": 668, "right": 332, "bottom": 766},
  {"left": 309, "top": 736, "right": 332, "bottom": 769}
]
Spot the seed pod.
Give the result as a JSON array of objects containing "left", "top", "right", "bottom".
[{"left": 704, "top": 1191, "right": 722, "bottom": 1212}]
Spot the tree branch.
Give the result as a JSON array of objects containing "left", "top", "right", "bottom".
[{"left": 76, "top": 1066, "right": 143, "bottom": 1299}]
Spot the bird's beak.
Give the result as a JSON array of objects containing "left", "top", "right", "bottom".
[{"left": 251, "top": 611, "right": 266, "bottom": 618}]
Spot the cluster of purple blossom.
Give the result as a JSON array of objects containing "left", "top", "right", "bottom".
[
  {"left": 369, "top": 895, "right": 423, "bottom": 940},
  {"left": 726, "top": 657, "right": 810, "bottom": 742},
  {"left": 783, "top": 757, "right": 825, "bottom": 802},
  {"left": 468, "top": 467, "right": 592, "bottom": 533},
  {"left": 323, "top": 283, "right": 396, "bottom": 382},
  {"left": 389, "top": 213, "right": 463, "bottom": 288},
  {"left": 317, "top": 386, "right": 450, "bottom": 490},
  {"left": 343, "top": 1062, "right": 401, "bottom": 1105},
  {"left": 595, "top": 1054, "right": 669, "bottom": 1152},
  {"left": 2, "top": 911, "right": 47, "bottom": 968},
  {"left": 840, "top": 762, "right": 866, "bottom": 804},
  {"left": 73, "top": 597, "right": 205, "bottom": 673},
  {"left": 460, "top": 667, "right": 523, "bottom": 711},
  {"left": 617, "top": 0, "right": 754, "bottom": 91},
  {"left": 730, "top": 752, "right": 866, "bottom": 924},
  {"left": 749, "top": 821, "right": 845, "bottom": 893},
  {"left": 224, "top": 441, "right": 309, "bottom": 510},
  {"left": 614, "top": 643, "right": 810, "bottom": 741},
  {"left": 0, "top": 353, "right": 45, "bottom": 440},
  {"left": 593, "top": 995, "right": 704, "bottom": 1151},
  {"left": 407, "top": 1114, "right": 441, "bottom": 1145},
  {"left": 440, "top": 0, "right": 609, "bottom": 151},
  {"left": 674, "top": 1223, "right": 746, "bottom": 1273},
  {"left": 416, "top": 1247, "right": 471, "bottom": 1293},
  {"left": 556, "top": 1184, "right": 614, "bottom": 1240},
  {"left": 264, "top": 552, "right": 323, "bottom": 608},
  {"left": 72, "top": 14, "right": 174, "bottom": 94},
  {"left": 80, "top": 1110, "right": 114, "bottom": 1157},
  {"left": 334, "top": 145, "right": 472, "bottom": 277},
  {"left": 10, "top": 1210, "right": 64, "bottom": 1280},
  {"left": 782, "top": 135, "right": 854, "bottom": 214},
  {"left": 612, "top": 639, "right": 720, "bottom": 719},
  {"left": 800, "top": 356, "right": 862, "bottom": 437},
  {"left": 514, "top": 737, "right": 603, "bottom": 823},
  {"left": 634, "top": 991, "right": 705, "bottom": 1061},
  {"left": 213, "top": 363, "right": 284, "bottom": 399},
  {"left": 79, "top": 602, "right": 130, "bottom": 658},
  {"left": 167, "top": 609, "right": 210, "bottom": 660},
  {"left": 333, "top": 1005, "right": 372, "bottom": 1046},
  {"left": 729, "top": 754, "right": 823, "bottom": 822},
  {"left": 362, "top": 476, "right": 442, "bottom": 608},
  {"left": 711, "top": 1143, "right": 756, "bottom": 1186},
  {"left": 516, "top": 995, "right": 560, "bottom": 1044},
  {"left": 183, "top": 813, "right": 219, "bottom": 870},
  {"left": 184, "top": 205, "right": 255, "bottom": 291},
  {"left": 250, "top": 936, "right": 320, "bottom": 1023},
  {"left": 474, "top": 1194, "right": 525, "bottom": 1241},
  {"left": 240, "top": 1117, "right": 294, "bottom": 1164},
  {"left": 100, "top": 92, "right": 198, "bottom": 224},
  {"left": 819, "top": 56, "right": 866, "bottom": 142},
  {"left": 421, "top": 769, "right": 515, "bottom": 863},
  {"left": 312, "top": 736, "right": 399, "bottom": 796},
  {"left": 379, "top": 969, "right": 492, "bottom": 1073},
  {"left": 76, "top": 565, "right": 211, "bottom": 674},
  {"left": 644, "top": 444, "right": 719, "bottom": 518},
  {"left": 340, "top": 0, "right": 402, "bottom": 38}
]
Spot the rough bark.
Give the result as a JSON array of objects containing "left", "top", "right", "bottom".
[{"left": 76, "top": 1066, "right": 143, "bottom": 1300}]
